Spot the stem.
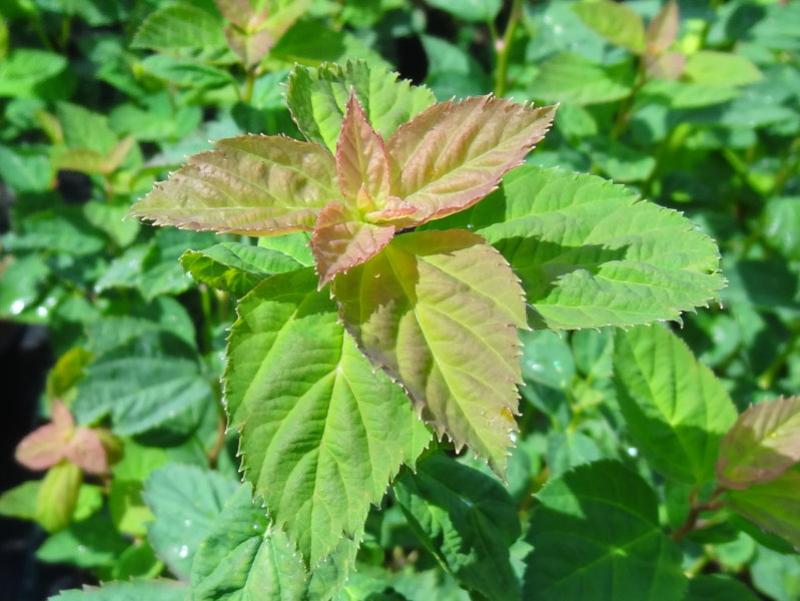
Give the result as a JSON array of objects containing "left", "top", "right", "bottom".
[
  {"left": 493, "top": 0, "right": 523, "bottom": 97},
  {"left": 207, "top": 416, "right": 227, "bottom": 468},
  {"left": 610, "top": 60, "right": 646, "bottom": 140},
  {"left": 757, "top": 326, "right": 800, "bottom": 390},
  {"left": 671, "top": 487, "right": 724, "bottom": 542},
  {"left": 242, "top": 68, "right": 256, "bottom": 104}
]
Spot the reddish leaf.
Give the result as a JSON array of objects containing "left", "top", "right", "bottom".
[
  {"left": 131, "top": 135, "right": 338, "bottom": 236},
  {"left": 311, "top": 202, "right": 395, "bottom": 287},
  {"left": 387, "top": 96, "right": 556, "bottom": 224},
  {"left": 65, "top": 428, "right": 109, "bottom": 475},
  {"left": 647, "top": 1, "right": 679, "bottom": 55},
  {"left": 15, "top": 401, "right": 74, "bottom": 471},
  {"left": 336, "top": 93, "right": 391, "bottom": 210},
  {"left": 717, "top": 396, "right": 800, "bottom": 489}
]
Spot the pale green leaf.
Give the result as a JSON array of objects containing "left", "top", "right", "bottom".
[
  {"left": 727, "top": 468, "right": 800, "bottom": 551},
  {"left": 394, "top": 454, "right": 521, "bottom": 601},
  {"left": 573, "top": 0, "right": 646, "bottom": 53},
  {"left": 180, "top": 242, "right": 303, "bottom": 297},
  {"left": 0, "top": 481, "right": 41, "bottom": 521},
  {"left": 143, "top": 464, "right": 239, "bottom": 579},
  {"left": 683, "top": 51, "right": 762, "bottom": 88},
  {"left": 425, "top": 0, "right": 500, "bottom": 22},
  {"left": 131, "top": 135, "right": 337, "bottom": 236},
  {"left": 523, "top": 460, "right": 687, "bottom": 601},
  {"left": 614, "top": 324, "right": 737, "bottom": 485},
  {"left": 0, "top": 50, "right": 67, "bottom": 98},
  {"left": 286, "top": 60, "right": 435, "bottom": 152},
  {"left": 334, "top": 230, "right": 526, "bottom": 474},
  {"left": 131, "top": 4, "right": 225, "bottom": 53},
  {"left": 717, "top": 396, "right": 800, "bottom": 489},
  {"left": 224, "top": 268, "right": 430, "bottom": 564},
  {"left": 37, "top": 461, "right": 82, "bottom": 532},
  {"left": 532, "top": 53, "right": 634, "bottom": 105},
  {"left": 49, "top": 580, "right": 186, "bottom": 601},
  {"left": 464, "top": 166, "right": 723, "bottom": 329},
  {"left": 387, "top": 96, "right": 555, "bottom": 224}
]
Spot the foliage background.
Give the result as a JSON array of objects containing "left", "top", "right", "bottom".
[{"left": 0, "top": 0, "right": 799, "bottom": 600}]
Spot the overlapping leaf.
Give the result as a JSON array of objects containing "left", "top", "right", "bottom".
[
  {"left": 387, "top": 95, "right": 555, "bottom": 223},
  {"left": 716, "top": 396, "right": 800, "bottom": 489},
  {"left": 454, "top": 166, "right": 723, "bottom": 329},
  {"left": 131, "top": 135, "right": 338, "bottom": 235},
  {"left": 224, "top": 268, "right": 430, "bottom": 564},
  {"left": 286, "top": 60, "right": 436, "bottom": 152},
  {"left": 50, "top": 580, "right": 186, "bottom": 601},
  {"left": 334, "top": 230, "right": 526, "bottom": 474},
  {"left": 614, "top": 325, "right": 737, "bottom": 485},
  {"left": 394, "top": 454, "right": 521, "bottom": 601}
]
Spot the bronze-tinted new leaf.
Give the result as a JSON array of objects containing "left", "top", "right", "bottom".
[
  {"left": 336, "top": 93, "right": 391, "bottom": 210},
  {"left": 311, "top": 202, "right": 394, "bottom": 287},
  {"left": 647, "top": 1, "right": 679, "bottom": 55},
  {"left": 717, "top": 396, "right": 800, "bottom": 489},
  {"left": 387, "top": 96, "right": 556, "bottom": 224},
  {"left": 131, "top": 135, "right": 338, "bottom": 236}
]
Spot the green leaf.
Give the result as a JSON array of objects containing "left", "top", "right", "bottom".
[
  {"left": 56, "top": 101, "right": 118, "bottom": 154},
  {"left": 4, "top": 207, "right": 106, "bottom": 256},
  {"left": 36, "top": 462, "right": 83, "bottom": 532},
  {"left": 764, "top": 197, "right": 800, "bottom": 260},
  {"left": 420, "top": 35, "right": 490, "bottom": 100},
  {"left": 726, "top": 468, "right": 800, "bottom": 551},
  {"left": 49, "top": 580, "right": 186, "bottom": 601},
  {"left": 139, "top": 55, "right": 233, "bottom": 89},
  {"left": 717, "top": 397, "right": 800, "bottom": 489},
  {"left": 387, "top": 96, "right": 555, "bottom": 224},
  {"left": 573, "top": 0, "right": 646, "bottom": 53},
  {"left": 683, "top": 51, "right": 762, "bottom": 88},
  {"left": 190, "top": 484, "right": 350, "bottom": 601},
  {"left": 131, "top": 4, "right": 225, "bottom": 53},
  {"left": 0, "top": 144, "right": 52, "bottom": 192},
  {"left": 424, "top": 0, "right": 501, "bottom": 22},
  {"left": 0, "top": 49, "right": 67, "bottom": 98},
  {"left": 532, "top": 53, "right": 634, "bottom": 105},
  {"left": 180, "top": 242, "right": 303, "bottom": 297},
  {"left": 286, "top": 60, "right": 435, "bottom": 152},
  {"left": 131, "top": 135, "right": 337, "bottom": 236},
  {"left": 394, "top": 454, "right": 521, "bottom": 601},
  {"left": 37, "top": 510, "right": 128, "bottom": 569},
  {"left": 224, "top": 268, "right": 430, "bottom": 564},
  {"left": 73, "top": 331, "right": 212, "bottom": 437},
  {"left": 466, "top": 166, "right": 723, "bottom": 329},
  {"left": 0, "top": 481, "right": 41, "bottom": 521},
  {"left": 685, "top": 575, "right": 760, "bottom": 601},
  {"left": 142, "top": 464, "right": 239, "bottom": 579},
  {"left": 523, "top": 460, "right": 687, "bottom": 601},
  {"left": 334, "top": 230, "right": 526, "bottom": 474},
  {"left": 614, "top": 324, "right": 737, "bottom": 485}
]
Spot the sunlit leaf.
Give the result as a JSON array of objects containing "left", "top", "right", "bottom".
[
  {"left": 225, "top": 268, "right": 430, "bottom": 564},
  {"left": 49, "top": 580, "right": 186, "bottom": 601},
  {"left": 532, "top": 53, "right": 633, "bottom": 105},
  {"left": 131, "top": 135, "right": 337, "bottom": 236},
  {"left": 287, "top": 60, "right": 435, "bottom": 152},
  {"left": 335, "top": 230, "right": 525, "bottom": 474},
  {"left": 387, "top": 96, "right": 555, "bottom": 224},
  {"left": 459, "top": 166, "right": 723, "bottom": 329},
  {"left": 614, "top": 325, "right": 737, "bottom": 485},
  {"left": 573, "top": 0, "right": 646, "bottom": 54}
]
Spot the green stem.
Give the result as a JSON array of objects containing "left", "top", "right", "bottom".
[
  {"left": 757, "top": 326, "right": 800, "bottom": 390},
  {"left": 493, "top": 0, "right": 522, "bottom": 97},
  {"left": 610, "top": 59, "right": 646, "bottom": 140},
  {"left": 242, "top": 68, "right": 256, "bottom": 104}
]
